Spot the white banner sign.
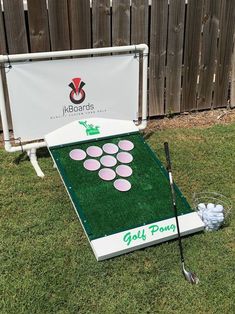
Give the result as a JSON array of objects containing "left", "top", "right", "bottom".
[{"left": 6, "top": 54, "right": 139, "bottom": 141}]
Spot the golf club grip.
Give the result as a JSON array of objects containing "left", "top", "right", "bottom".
[{"left": 164, "top": 142, "right": 172, "bottom": 171}]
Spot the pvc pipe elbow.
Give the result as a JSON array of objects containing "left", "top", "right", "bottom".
[
  {"left": 138, "top": 44, "right": 149, "bottom": 54},
  {"left": 138, "top": 119, "right": 147, "bottom": 130},
  {"left": 4, "top": 142, "right": 13, "bottom": 153}
]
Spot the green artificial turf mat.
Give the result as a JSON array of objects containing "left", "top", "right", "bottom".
[{"left": 50, "top": 133, "right": 192, "bottom": 240}]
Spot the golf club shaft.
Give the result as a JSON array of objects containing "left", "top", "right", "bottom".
[{"left": 164, "top": 142, "right": 184, "bottom": 264}]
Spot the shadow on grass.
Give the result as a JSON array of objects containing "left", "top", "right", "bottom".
[
  {"left": 13, "top": 147, "right": 50, "bottom": 165},
  {"left": 37, "top": 147, "right": 50, "bottom": 158},
  {"left": 143, "top": 131, "right": 154, "bottom": 140},
  {"left": 13, "top": 151, "right": 28, "bottom": 165}
]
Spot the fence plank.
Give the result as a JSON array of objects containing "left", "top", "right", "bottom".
[
  {"left": 0, "top": 7, "right": 11, "bottom": 130},
  {"left": 68, "top": 0, "right": 91, "bottom": 49},
  {"left": 213, "top": 0, "right": 235, "bottom": 108},
  {"left": 131, "top": 0, "right": 149, "bottom": 45},
  {"left": 48, "top": 0, "right": 70, "bottom": 51},
  {"left": 197, "top": 0, "right": 220, "bottom": 110},
  {"left": 112, "top": 0, "right": 130, "bottom": 46},
  {"left": 131, "top": 0, "right": 149, "bottom": 118},
  {"left": 1, "top": 0, "right": 27, "bottom": 130},
  {"left": 92, "top": 0, "right": 111, "bottom": 48},
  {"left": 166, "top": 0, "right": 185, "bottom": 114},
  {"left": 27, "top": 0, "right": 50, "bottom": 52},
  {"left": 0, "top": 69, "right": 12, "bottom": 130},
  {"left": 0, "top": 8, "right": 6, "bottom": 54},
  {"left": 231, "top": 34, "right": 235, "bottom": 108},
  {"left": 181, "top": 0, "right": 203, "bottom": 112},
  {"left": 149, "top": 0, "right": 168, "bottom": 116},
  {"left": 3, "top": 0, "right": 28, "bottom": 53}
]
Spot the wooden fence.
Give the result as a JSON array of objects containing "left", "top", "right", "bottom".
[{"left": 0, "top": 0, "right": 235, "bottom": 129}]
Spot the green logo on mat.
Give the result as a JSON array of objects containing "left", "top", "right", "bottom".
[
  {"left": 123, "top": 223, "right": 176, "bottom": 246},
  {"left": 79, "top": 120, "right": 100, "bottom": 136}
]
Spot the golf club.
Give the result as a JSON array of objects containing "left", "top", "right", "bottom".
[{"left": 164, "top": 142, "right": 199, "bottom": 284}]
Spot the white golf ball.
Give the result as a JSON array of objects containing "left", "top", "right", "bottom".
[
  {"left": 203, "top": 217, "right": 208, "bottom": 224},
  {"left": 213, "top": 204, "right": 224, "bottom": 213},
  {"left": 215, "top": 213, "right": 224, "bottom": 218},
  {"left": 203, "top": 211, "right": 209, "bottom": 219},
  {"left": 217, "top": 217, "right": 224, "bottom": 223},
  {"left": 207, "top": 203, "right": 215, "bottom": 210},
  {"left": 198, "top": 203, "right": 206, "bottom": 211},
  {"left": 208, "top": 212, "right": 218, "bottom": 219}
]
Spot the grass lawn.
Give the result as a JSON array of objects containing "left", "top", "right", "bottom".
[{"left": 0, "top": 119, "right": 235, "bottom": 313}]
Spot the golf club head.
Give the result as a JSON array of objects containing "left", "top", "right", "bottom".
[{"left": 182, "top": 264, "right": 199, "bottom": 284}]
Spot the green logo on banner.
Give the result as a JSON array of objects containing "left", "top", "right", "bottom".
[{"left": 79, "top": 120, "right": 100, "bottom": 136}]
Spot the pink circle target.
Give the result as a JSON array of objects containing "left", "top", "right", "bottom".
[
  {"left": 98, "top": 168, "right": 116, "bottom": 181},
  {"left": 102, "top": 143, "right": 119, "bottom": 154},
  {"left": 83, "top": 159, "right": 101, "bottom": 171},
  {"left": 69, "top": 149, "right": 86, "bottom": 161},
  {"left": 117, "top": 152, "right": 133, "bottom": 164},
  {"left": 100, "top": 155, "right": 117, "bottom": 167},
  {"left": 86, "top": 146, "right": 103, "bottom": 158},
  {"left": 116, "top": 165, "right": 133, "bottom": 177},
  {"left": 118, "top": 140, "right": 134, "bottom": 151},
  {"left": 114, "top": 179, "right": 131, "bottom": 192}
]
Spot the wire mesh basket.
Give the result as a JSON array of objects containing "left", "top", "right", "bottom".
[{"left": 192, "top": 192, "right": 232, "bottom": 228}]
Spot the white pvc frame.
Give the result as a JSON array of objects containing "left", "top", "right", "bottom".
[{"left": 0, "top": 44, "right": 148, "bottom": 177}]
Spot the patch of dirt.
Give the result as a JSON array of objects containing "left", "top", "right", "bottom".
[{"left": 145, "top": 108, "right": 235, "bottom": 133}]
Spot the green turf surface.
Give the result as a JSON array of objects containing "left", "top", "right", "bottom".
[
  {"left": 0, "top": 121, "right": 234, "bottom": 313},
  {"left": 50, "top": 133, "right": 191, "bottom": 240}
]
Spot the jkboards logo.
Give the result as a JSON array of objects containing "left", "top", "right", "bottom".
[
  {"left": 69, "top": 77, "right": 86, "bottom": 104},
  {"left": 62, "top": 77, "right": 94, "bottom": 116},
  {"left": 50, "top": 76, "right": 107, "bottom": 120}
]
